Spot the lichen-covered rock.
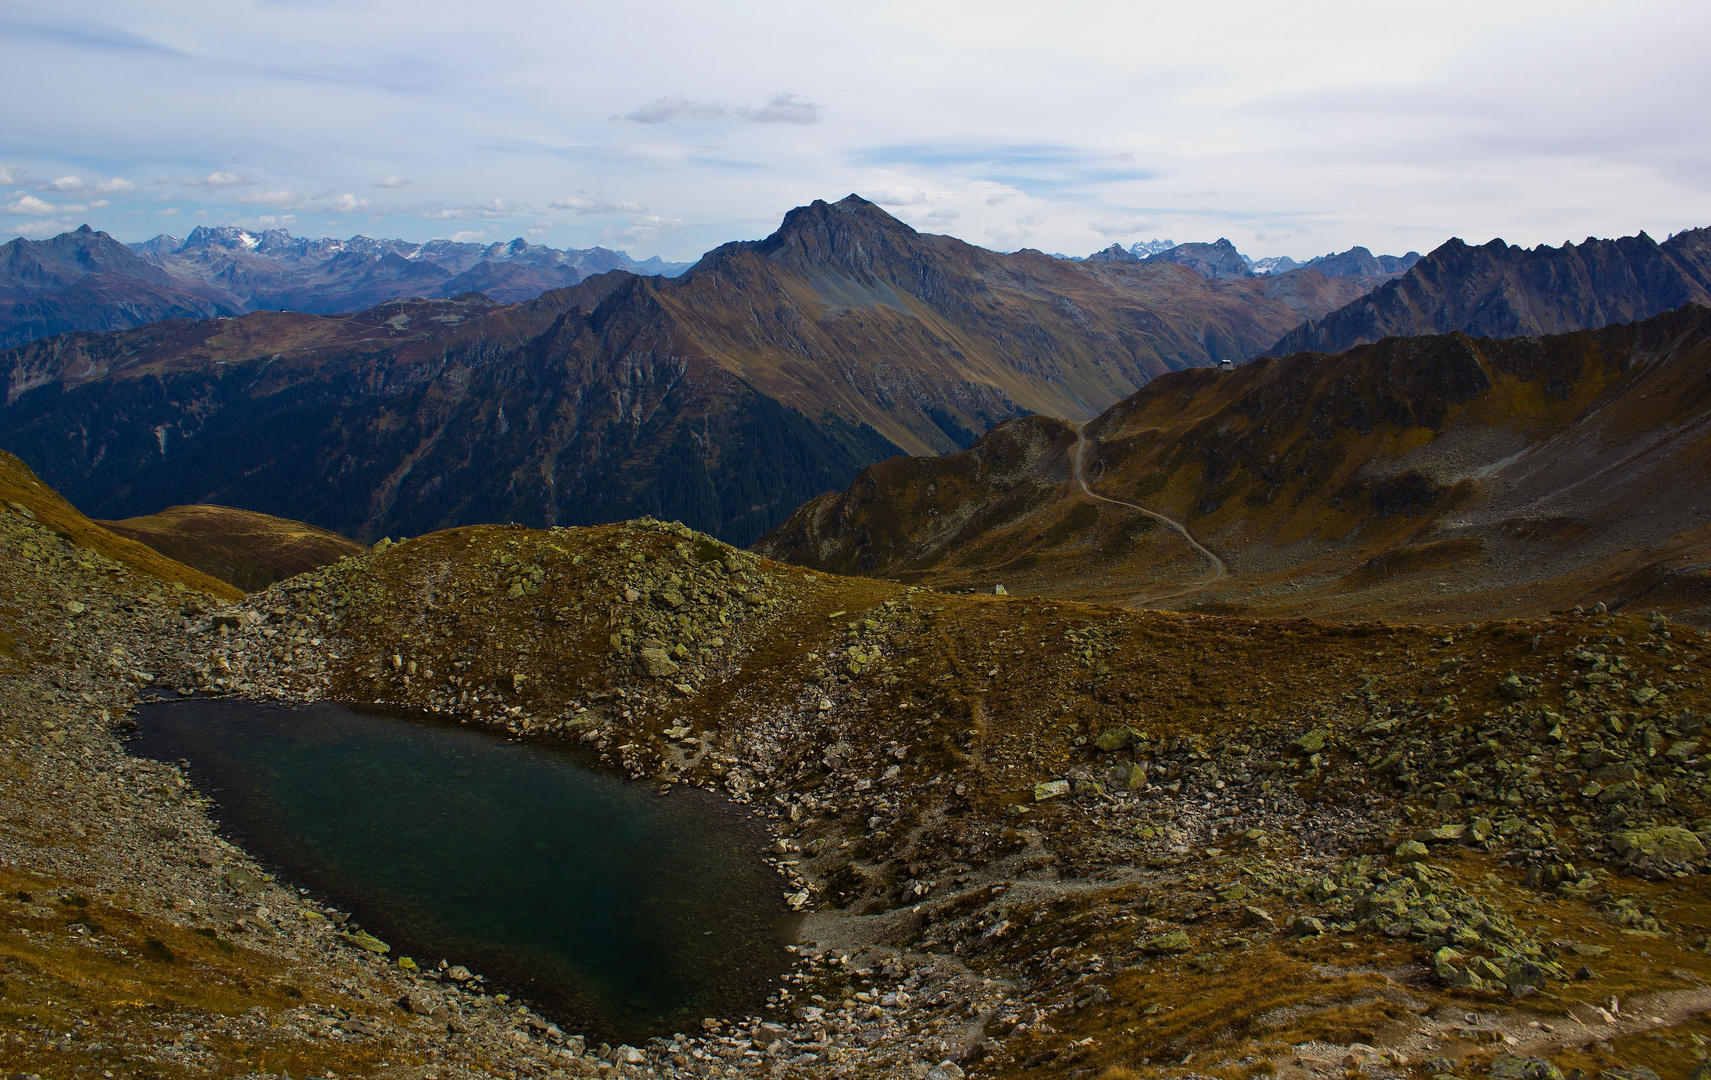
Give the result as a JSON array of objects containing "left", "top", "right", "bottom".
[
  {"left": 1393, "top": 839, "right": 1430, "bottom": 862},
  {"left": 1139, "top": 929, "right": 1192, "bottom": 954},
  {"left": 638, "top": 647, "right": 680, "bottom": 677},
  {"left": 1612, "top": 826, "right": 1705, "bottom": 864},
  {"left": 1488, "top": 1055, "right": 1563, "bottom": 1080}
]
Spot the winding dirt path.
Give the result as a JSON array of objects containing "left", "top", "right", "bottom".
[{"left": 1071, "top": 420, "right": 1229, "bottom": 603}]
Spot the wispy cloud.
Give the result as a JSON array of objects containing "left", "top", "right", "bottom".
[
  {"left": 749, "top": 92, "right": 818, "bottom": 124},
  {"left": 38, "top": 175, "right": 134, "bottom": 195},
  {"left": 421, "top": 198, "right": 521, "bottom": 222},
  {"left": 449, "top": 229, "right": 484, "bottom": 242},
  {"left": 549, "top": 195, "right": 645, "bottom": 215},
  {"left": 237, "top": 190, "right": 305, "bottom": 208},
  {"left": 622, "top": 91, "right": 819, "bottom": 125},
  {"left": 0, "top": 17, "right": 182, "bottom": 56},
  {"left": 372, "top": 176, "right": 410, "bottom": 188},
  {"left": 624, "top": 96, "right": 730, "bottom": 124},
  {"left": 871, "top": 184, "right": 927, "bottom": 206},
  {"left": 183, "top": 171, "right": 256, "bottom": 190},
  {"left": 1089, "top": 214, "right": 1161, "bottom": 238}
]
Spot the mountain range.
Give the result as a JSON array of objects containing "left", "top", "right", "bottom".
[
  {"left": 0, "top": 195, "right": 1388, "bottom": 547},
  {"left": 1075, "top": 239, "right": 1422, "bottom": 280},
  {"left": 0, "top": 224, "right": 690, "bottom": 349},
  {"left": 1269, "top": 227, "right": 1711, "bottom": 356},
  {"left": 758, "top": 303, "right": 1711, "bottom": 624}
]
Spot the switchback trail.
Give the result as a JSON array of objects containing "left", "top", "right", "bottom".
[{"left": 1071, "top": 421, "right": 1229, "bottom": 604}]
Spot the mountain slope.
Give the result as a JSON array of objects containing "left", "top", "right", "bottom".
[
  {"left": 0, "top": 225, "right": 691, "bottom": 348},
  {"left": 0, "top": 448, "right": 241, "bottom": 600},
  {"left": 0, "top": 197, "right": 1385, "bottom": 547},
  {"left": 760, "top": 305, "right": 1711, "bottom": 623},
  {"left": 1269, "top": 227, "right": 1711, "bottom": 356},
  {"left": 97, "top": 503, "right": 367, "bottom": 592}
]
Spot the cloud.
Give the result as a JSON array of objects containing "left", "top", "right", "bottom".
[
  {"left": 0, "top": 165, "right": 15, "bottom": 185},
  {"left": 549, "top": 195, "right": 645, "bottom": 215},
  {"left": 233, "top": 214, "right": 296, "bottom": 229},
  {"left": 625, "top": 96, "right": 729, "bottom": 124},
  {"left": 749, "top": 92, "right": 818, "bottom": 124},
  {"left": 449, "top": 229, "right": 485, "bottom": 242},
  {"left": 923, "top": 208, "right": 960, "bottom": 224},
  {"left": 986, "top": 215, "right": 1044, "bottom": 249},
  {"left": 9, "top": 219, "right": 71, "bottom": 238},
  {"left": 528, "top": 218, "right": 553, "bottom": 235},
  {"left": 329, "top": 193, "right": 371, "bottom": 213},
  {"left": 237, "top": 190, "right": 305, "bottom": 207},
  {"left": 184, "top": 171, "right": 256, "bottom": 190},
  {"left": 39, "top": 176, "right": 131, "bottom": 196},
  {"left": 1089, "top": 214, "right": 1161, "bottom": 238},
  {"left": 6, "top": 195, "right": 58, "bottom": 216},
  {"left": 872, "top": 184, "right": 927, "bottom": 206},
  {"left": 622, "top": 91, "right": 818, "bottom": 125},
  {"left": 606, "top": 214, "right": 691, "bottom": 244},
  {"left": 158, "top": 207, "right": 179, "bottom": 216},
  {"left": 372, "top": 176, "right": 410, "bottom": 188}
]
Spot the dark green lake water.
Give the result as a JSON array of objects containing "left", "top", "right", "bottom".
[{"left": 136, "top": 699, "right": 793, "bottom": 1043}]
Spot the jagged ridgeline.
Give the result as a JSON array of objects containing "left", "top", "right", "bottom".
[{"left": 0, "top": 196, "right": 1387, "bottom": 548}]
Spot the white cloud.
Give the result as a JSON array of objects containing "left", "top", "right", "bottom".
[
  {"left": 449, "top": 229, "right": 485, "bottom": 242},
  {"left": 550, "top": 195, "right": 645, "bottom": 215},
  {"left": 49, "top": 175, "right": 86, "bottom": 192},
  {"left": 923, "top": 208, "right": 960, "bottom": 225},
  {"left": 624, "top": 96, "right": 729, "bottom": 124},
  {"left": 96, "top": 177, "right": 136, "bottom": 193},
  {"left": 6, "top": 195, "right": 58, "bottom": 216},
  {"left": 184, "top": 171, "right": 256, "bottom": 189},
  {"left": 872, "top": 184, "right": 927, "bottom": 206},
  {"left": 329, "top": 193, "right": 371, "bottom": 213},
  {"left": 0, "top": 164, "right": 15, "bottom": 185},
  {"left": 372, "top": 175, "right": 410, "bottom": 188},
  {"left": 749, "top": 92, "right": 818, "bottom": 124},
  {"left": 12, "top": 218, "right": 71, "bottom": 237},
  {"left": 237, "top": 190, "right": 305, "bottom": 207},
  {"left": 158, "top": 208, "right": 180, "bottom": 216},
  {"left": 528, "top": 218, "right": 553, "bottom": 235}
]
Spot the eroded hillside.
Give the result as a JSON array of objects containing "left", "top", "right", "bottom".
[{"left": 760, "top": 306, "right": 1711, "bottom": 626}]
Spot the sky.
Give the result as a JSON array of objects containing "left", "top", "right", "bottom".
[{"left": 3, "top": 0, "right": 1708, "bottom": 263}]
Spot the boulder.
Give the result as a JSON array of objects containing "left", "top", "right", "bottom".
[
  {"left": 638, "top": 648, "right": 680, "bottom": 677},
  {"left": 1393, "top": 840, "right": 1430, "bottom": 862},
  {"left": 1612, "top": 826, "right": 1705, "bottom": 863},
  {"left": 1034, "top": 780, "right": 1070, "bottom": 802}
]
